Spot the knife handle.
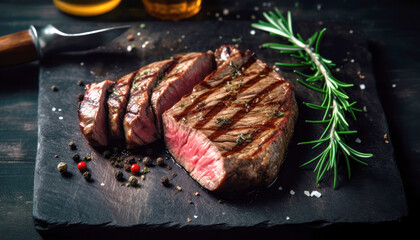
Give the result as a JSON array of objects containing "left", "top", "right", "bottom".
[{"left": 0, "top": 30, "right": 37, "bottom": 67}]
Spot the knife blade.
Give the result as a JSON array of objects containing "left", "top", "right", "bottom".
[{"left": 0, "top": 24, "right": 130, "bottom": 67}]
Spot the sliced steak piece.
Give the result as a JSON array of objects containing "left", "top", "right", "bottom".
[
  {"left": 107, "top": 71, "right": 136, "bottom": 144},
  {"left": 162, "top": 46, "right": 298, "bottom": 192},
  {"left": 123, "top": 60, "right": 174, "bottom": 149},
  {"left": 78, "top": 80, "right": 115, "bottom": 148},
  {"left": 151, "top": 51, "right": 216, "bottom": 136}
]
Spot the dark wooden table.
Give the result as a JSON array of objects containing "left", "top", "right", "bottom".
[{"left": 1, "top": 0, "right": 419, "bottom": 239}]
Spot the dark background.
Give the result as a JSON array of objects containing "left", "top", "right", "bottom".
[{"left": 0, "top": 0, "right": 419, "bottom": 239}]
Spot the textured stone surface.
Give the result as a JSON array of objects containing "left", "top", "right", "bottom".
[{"left": 33, "top": 21, "right": 407, "bottom": 236}]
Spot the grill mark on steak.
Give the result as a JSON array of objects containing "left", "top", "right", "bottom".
[
  {"left": 219, "top": 81, "right": 288, "bottom": 157},
  {"left": 173, "top": 56, "right": 256, "bottom": 124}
]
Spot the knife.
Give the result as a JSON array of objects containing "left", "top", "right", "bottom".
[{"left": 0, "top": 24, "right": 130, "bottom": 67}]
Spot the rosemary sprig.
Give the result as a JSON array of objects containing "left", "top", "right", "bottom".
[{"left": 252, "top": 9, "right": 373, "bottom": 188}]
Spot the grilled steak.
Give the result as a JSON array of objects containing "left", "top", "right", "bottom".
[
  {"left": 162, "top": 46, "right": 298, "bottom": 192},
  {"left": 123, "top": 60, "right": 174, "bottom": 149},
  {"left": 79, "top": 80, "right": 114, "bottom": 147},
  {"left": 151, "top": 51, "right": 216, "bottom": 136},
  {"left": 107, "top": 71, "right": 136, "bottom": 144}
]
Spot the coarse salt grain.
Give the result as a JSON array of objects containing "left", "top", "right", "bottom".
[
  {"left": 355, "top": 138, "right": 361, "bottom": 143},
  {"left": 101, "top": 182, "right": 105, "bottom": 186},
  {"left": 250, "top": 30, "right": 256, "bottom": 35},
  {"left": 52, "top": 107, "right": 56, "bottom": 111},
  {"left": 278, "top": 186, "right": 283, "bottom": 190},
  {"left": 349, "top": 29, "right": 354, "bottom": 34},
  {"left": 58, "top": 116, "right": 63, "bottom": 120},
  {"left": 286, "top": 216, "right": 290, "bottom": 220},
  {"left": 350, "top": 59, "right": 355, "bottom": 63},
  {"left": 58, "top": 109, "right": 62, "bottom": 112},
  {"left": 359, "top": 84, "right": 366, "bottom": 90},
  {"left": 304, "top": 190, "right": 310, "bottom": 196},
  {"left": 127, "top": 45, "right": 133, "bottom": 52},
  {"left": 194, "top": 215, "right": 198, "bottom": 218},
  {"left": 392, "top": 83, "right": 397, "bottom": 88},
  {"left": 310, "top": 191, "right": 322, "bottom": 198},
  {"left": 223, "top": 8, "right": 229, "bottom": 15},
  {"left": 80, "top": 62, "right": 84, "bottom": 66},
  {"left": 290, "top": 190, "right": 295, "bottom": 195}
]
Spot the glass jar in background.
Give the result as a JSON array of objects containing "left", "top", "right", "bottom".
[
  {"left": 53, "top": 0, "right": 121, "bottom": 17},
  {"left": 142, "top": 0, "right": 202, "bottom": 21}
]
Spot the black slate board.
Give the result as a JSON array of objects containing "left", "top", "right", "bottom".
[{"left": 33, "top": 21, "right": 407, "bottom": 237}]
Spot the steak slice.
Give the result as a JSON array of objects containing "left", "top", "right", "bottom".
[
  {"left": 78, "top": 80, "right": 115, "bottom": 148},
  {"left": 162, "top": 46, "right": 298, "bottom": 192},
  {"left": 123, "top": 60, "right": 174, "bottom": 149},
  {"left": 151, "top": 51, "right": 216, "bottom": 136},
  {"left": 107, "top": 71, "right": 136, "bottom": 144}
]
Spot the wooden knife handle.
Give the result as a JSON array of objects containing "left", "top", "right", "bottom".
[{"left": 0, "top": 29, "right": 37, "bottom": 67}]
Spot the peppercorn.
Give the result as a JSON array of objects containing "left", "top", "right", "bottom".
[
  {"left": 103, "top": 150, "right": 111, "bottom": 159},
  {"left": 68, "top": 141, "right": 77, "bottom": 150},
  {"left": 77, "top": 162, "right": 87, "bottom": 172},
  {"left": 124, "top": 163, "right": 131, "bottom": 172},
  {"left": 77, "top": 93, "right": 84, "bottom": 102},
  {"left": 82, "top": 155, "right": 91, "bottom": 161},
  {"left": 54, "top": 154, "right": 59, "bottom": 158},
  {"left": 72, "top": 153, "right": 80, "bottom": 162},
  {"left": 115, "top": 170, "right": 123, "bottom": 181},
  {"left": 142, "top": 156, "right": 152, "bottom": 166},
  {"left": 51, "top": 85, "right": 58, "bottom": 91},
  {"left": 128, "top": 176, "right": 138, "bottom": 186},
  {"left": 131, "top": 164, "right": 140, "bottom": 175},
  {"left": 126, "top": 156, "right": 136, "bottom": 164},
  {"left": 77, "top": 80, "right": 84, "bottom": 86},
  {"left": 161, "top": 176, "right": 170, "bottom": 187},
  {"left": 156, "top": 157, "right": 164, "bottom": 166},
  {"left": 83, "top": 171, "right": 91, "bottom": 181},
  {"left": 57, "top": 162, "right": 67, "bottom": 173}
]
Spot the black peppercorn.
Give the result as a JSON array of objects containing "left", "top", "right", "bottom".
[
  {"left": 127, "top": 157, "right": 136, "bottom": 164},
  {"left": 161, "top": 176, "right": 170, "bottom": 187},
  {"left": 68, "top": 141, "right": 77, "bottom": 150},
  {"left": 77, "top": 93, "right": 84, "bottom": 102},
  {"left": 142, "top": 156, "right": 152, "bottom": 166},
  {"left": 83, "top": 171, "right": 91, "bottom": 181},
  {"left": 103, "top": 150, "right": 111, "bottom": 159},
  {"left": 156, "top": 157, "right": 164, "bottom": 166},
  {"left": 124, "top": 163, "right": 131, "bottom": 172},
  {"left": 72, "top": 153, "right": 80, "bottom": 162},
  {"left": 115, "top": 171, "right": 123, "bottom": 181}
]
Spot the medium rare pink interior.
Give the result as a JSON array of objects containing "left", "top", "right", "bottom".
[{"left": 163, "top": 115, "right": 225, "bottom": 191}]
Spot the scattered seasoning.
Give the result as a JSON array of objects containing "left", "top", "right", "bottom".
[
  {"left": 82, "top": 171, "right": 91, "bottom": 181},
  {"left": 304, "top": 190, "right": 310, "bottom": 197},
  {"left": 142, "top": 156, "right": 152, "bottom": 166},
  {"left": 127, "top": 34, "right": 134, "bottom": 41},
  {"left": 141, "top": 175, "right": 145, "bottom": 180},
  {"left": 215, "top": 117, "right": 232, "bottom": 126},
  {"left": 218, "top": 199, "right": 224, "bottom": 204},
  {"left": 236, "top": 134, "right": 252, "bottom": 145},
  {"left": 115, "top": 170, "right": 124, "bottom": 181},
  {"left": 51, "top": 85, "right": 58, "bottom": 91},
  {"left": 72, "top": 153, "right": 80, "bottom": 162},
  {"left": 54, "top": 154, "right": 59, "bottom": 158},
  {"left": 156, "top": 157, "right": 164, "bottom": 166},
  {"left": 188, "top": 200, "right": 193, "bottom": 204},
  {"left": 161, "top": 176, "right": 170, "bottom": 187},
  {"left": 355, "top": 138, "right": 361, "bottom": 143},
  {"left": 124, "top": 163, "right": 131, "bottom": 172},
  {"left": 231, "top": 36, "right": 242, "bottom": 43},
  {"left": 103, "top": 150, "right": 111, "bottom": 159},
  {"left": 187, "top": 218, "right": 192, "bottom": 222},
  {"left": 128, "top": 176, "right": 138, "bottom": 186},
  {"left": 176, "top": 186, "right": 182, "bottom": 191},
  {"left": 167, "top": 165, "right": 172, "bottom": 170},
  {"left": 359, "top": 84, "right": 366, "bottom": 90},
  {"left": 290, "top": 190, "right": 295, "bottom": 195},
  {"left": 139, "top": 23, "right": 146, "bottom": 29},
  {"left": 178, "top": 103, "right": 185, "bottom": 108},
  {"left": 274, "top": 111, "right": 285, "bottom": 118},
  {"left": 194, "top": 191, "right": 199, "bottom": 196},
  {"left": 127, "top": 44, "right": 135, "bottom": 52},
  {"left": 77, "top": 80, "right": 84, "bottom": 86},
  {"left": 57, "top": 162, "right": 67, "bottom": 173},
  {"left": 82, "top": 155, "right": 92, "bottom": 161},
  {"left": 77, "top": 162, "right": 87, "bottom": 172},
  {"left": 77, "top": 93, "right": 84, "bottom": 102},
  {"left": 142, "top": 167, "right": 149, "bottom": 174},
  {"left": 310, "top": 190, "right": 322, "bottom": 198},
  {"left": 131, "top": 164, "right": 140, "bottom": 175},
  {"left": 68, "top": 141, "right": 77, "bottom": 150}
]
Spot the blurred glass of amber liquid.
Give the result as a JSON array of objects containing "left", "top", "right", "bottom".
[
  {"left": 142, "top": 0, "right": 202, "bottom": 21},
  {"left": 52, "top": 0, "right": 121, "bottom": 16}
]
